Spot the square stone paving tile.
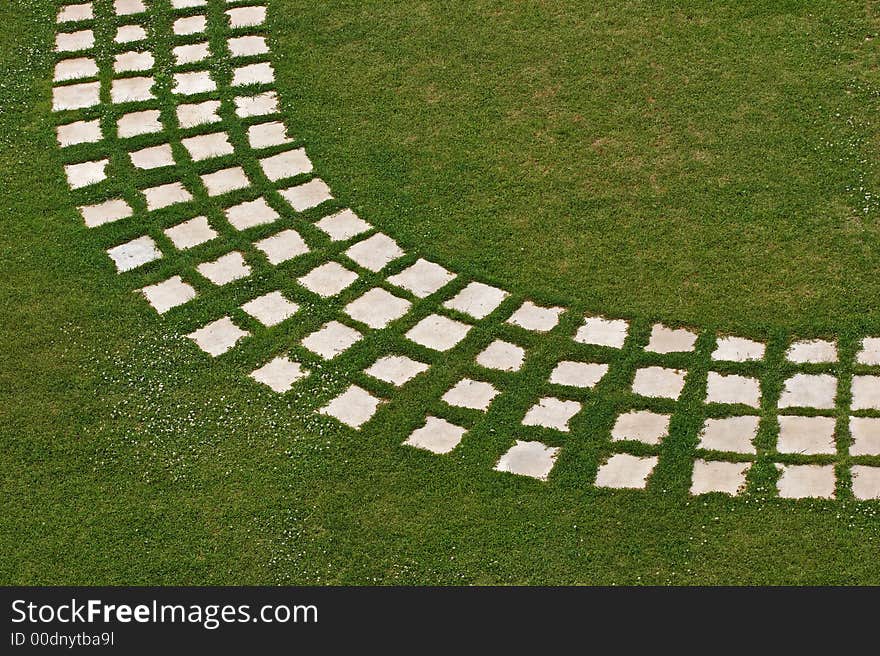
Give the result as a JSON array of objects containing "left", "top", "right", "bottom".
[
  {"left": 851, "top": 465, "right": 880, "bottom": 500},
  {"left": 365, "top": 355, "right": 429, "bottom": 386},
  {"left": 173, "top": 14, "right": 206, "bottom": 35},
  {"left": 182, "top": 132, "right": 234, "bottom": 161},
  {"left": 522, "top": 397, "right": 581, "bottom": 432},
  {"left": 302, "top": 321, "right": 362, "bottom": 359},
  {"left": 476, "top": 339, "right": 525, "bottom": 372},
  {"left": 110, "top": 76, "right": 155, "bottom": 103},
  {"left": 227, "top": 6, "right": 266, "bottom": 28},
  {"left": 315, "top": 208, "right": 370, "bottom": 241},
  {"left": 114, "top": 0, "right": 146, "bottom": 15},
  {"left": 705, "top": 371, "right": 761, "bottom": 408},
  {"left": 646, "top": 324, "right": 698, "bottom": 354},
  {"left": 344, "top": 287, "right": 411, "bottom": 329},
  {"left": 776, "top": 464, "right": 836, "bottom": 499},
  {"left": 117, "top": 109, "right": 162, "bottom": 137},
  {"left": 259, "top": 148, "right": 312, "bottom": 181},
  {"left": 232, "top": 62, "right": 275, "bottom": 86},
  {"left": 143, "top": 181, "right": 192, "bottom": 210},
  {"left": 849, "top": 416, "right": 880, "bottom": 456},
  {"left": 786, "top": 339, "right": 837, "bottom": 364},
  {"left": 201, "top": 166, "right": 250, "bottom": 196},
  {"left": 494, "top": 440, "right": 560, "bottom": 480},
  {"left": 506, "top": 301, "right": 564, "bottom": 332},
  {"left": 280, "top": 178, "right": 333, "bottom": 212},
  {"left": 254, "top": 228, "right": 309, "bottom": 265},
  {"left": 58, "top": 3, "right": 93, "bottom": 22},
  {"left": 248, "top": 121, "right": 292, "bottom": 149},
  {"left": 345, "top": 233, "right": 404, "bottom": 272},
  {"left": 164, "top": 215, "right": 217, "bottom": 249},
  {"left": 187, "top": 316, "right": 248, "bottom": 356},
  {"left": 595, "top": 453, "right": 658, "bottom": 489},
  {"left": 171, "top": 0, "right": 205, "bottom": 7},
  {"left": 140, "top": 275, "right": 196, "bottom": 314},
  {"left": 851, "top": 375, "right": 880, "bottom": 411},
  {"left": 406, "top": 314, "right": 471, "bottom": 351},
  {"left": 631, "top": 366, "right": 686, "bottom": 400},
  {"left": 229, "top": 35, "right": 269, "bottom": 58},
  {"left": 442, "top": 378, "right": 498, "bottom": 411},
  {"left": 177, "top": 100, "right": 221, "bottom": 128},
  {"left": 698, "top": 416, "right": 759, "bottom": 454},
  {"left": 298, "top": 262, "right": 358, "bottom": 297},
  {"left": 250, "top": 356, "right": 307, "bottom": 393},
  {"left": 234, "top": 91, "right": 279, "bottom": 117},
  {"left": 54, "top": 56, "right": 98, "bottom": 81},
  {"left": 777, "top": 415, "right": 836, "bottom": 455},
  {"left": 387, "top": 258, "right": 455, "bottom": 298},
  {"left": 130, "top": 143, "right": 175, "bottom": 169},
  {"left": 442, "top": 281, "right": 508, "bottom": 320},
  {"left": 65, "top": 159, "right": 107, "bottom": 188},
  {"left": 115, "top": 24, "right": 147, "bottom": 44},
  {"left": 549, "top": 361, "right": 608, "bottom": 388},
  {"left": 857, "top": 337, "right": 880, "bottom": 366},
  {"left": 173, "top": 42, "right": 211, "bottom": 65},
  {"left": 173, "top": 71, "right": 215, "bottom": 96},
  {"left": 57, "top": 119, "right": 102, "bottom": 147},
  {"left": 778, "top": 373, "right": 837, "bottom": 410},
  {"left": 611, "top": 410, "right": 670, "bottom": 445},
  {"left": 405, "top": 417, "right": 466, "bottom": 454},
  {"left": 574, "top": 316, "right": 629, "bottom": 348},
  {"left": 690, "top": 460, "right": 750, "bottom": 496},
  {"left": 711, "top": 335, "right": 766, "bottom": 362},
  {"left": 320, "top": 385, "right": 381, "bottom": 429},
  {"left": 53, "top": 81, "right": 100, "bottom": 110},
  {"left": 80, "top": 199, "right": 132, "bottom": 227},
  {"left": 225, "top": 196, "right": 278, "bottom": 230},
  {"left": 196, "top": 251, "right": 251, "bottom": 285},
  {"left": 56, "top": 29, "right": 94, "bottom": 52},
  {"left": 113, "top": 50, "right": 153, "bottom": 73},
  {"left": 241, "top": 290, "right": 299, "bottom": 326}
]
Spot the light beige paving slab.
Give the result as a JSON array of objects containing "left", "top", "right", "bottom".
[
  {"left": 113, "top": 50, "right": 153, "bottom": 73},
  {"left": 117, "top": 109, "right": 162, "bottom": 137},
  {"left": 595, "top": 453, "right": 658, "bottom": 489},
  {"left": 387, "top": 259, "right": 455, "bottom": 298},
  {"left": 241, "top": 291, "right": 299, "bottom": 326},
  {"left": 786, "top": 339, "right": 837, "bottom": 364},
  {"left": 345, "top": 233, "right": 403, "bottom": 272},
  {"left": 646, "top": 324, "right": 698, "bottom": 354},
  {"left": 177, "top": 100, "right": 221, "bottom": 128},
  {"left": 443, "top": 378, "right": 498, "bottom": 411},
  {"left": 58, "top": 3, "right": 93, "bottom": 23},
  {"left": 279, "top": 178, "right": 333, "bottom": 211},
  {"left": 227, "top": 5, "right": 266, "bottom": 28},
  {"left": 344, "top": 288, "right": 411, "bottom": 329},
  {"left": 302, "top": 321, "right": 362, "bottom": 359},
  {"left": 632, "top": 366, "right": 686, "bottom": 400},
  {"left": 248, "top": 121, "right": 292, "bottom": 149},
  {"left": 111, "top": 76, "right": 155, "bottom": 103},
  {"left": 56, "top": 29, "right": 94, "bottom": 52},
  {"left": 139, "top": 276, "right": 196, "bottom": 314},
  {"left": 234, "top": 91, "right": 279, "bottom": 117},
  {"left": 107, "top": 236, "right": 161, "bottom": 272},
  {"left": 298, "top": 262, "right": 358, "bottom": 297},
  {"left": 711, "top": 336, "right": 766, "bottom": 362},
  {"left": 143, "top": 181, "right": 192, "bottom": 210},
  {"left": 856, "top": 337, "right": 880, "bottom": 366},
  {"left": 129, "top": 143, "right": 175, "bottom": 169},
  {"left": 315, "top": 209, "right": 370, "bottom": 241},
  {"left": 114, "top": 0, "right": 146, "bottom": 15},
  {"left": 115, "top": 24, "right": 147, "bottom": 44},
  {"left": 611, "top": 410, "right": 670, "bottom": 445},
  {"left": 365, "top": 355, "right": 428, "bottom": 387},
  {"left": 171, "top": 0, "right": 206, "bottom": 7},
  {"left": 232, "top": 62, "right": 274, "bottom": 86},
  {"left": 196, "top": 251, "right": 251, "bottom": 285},
  {"left": 164, "top": 216, "right": 217, "bottom": 249},
  {"left": 182, "top": 132, "right": 234, "bottom": 161},
  {"left": 225, "top": 196, "right": 278, "bottom": 230},
  {"left": 776, "top": 464, "right": 835, "bottom": 499},
  {"left": 494, "top": 441, "right": 560, "bottom": 480},
  {"left": 187, "top": 316, "right": 248, "bottom": 356},
  {"left": 80, "top": 199, "right": 132, "bottom": 227},
  {"left": 54, "top": 56, "right": 98, "bottom": 81},
  {"left": 850, "top": 416, "right": 880, "bottom": 456},
  {"left": 698, "top": 416, "right": 758, "bottom": 454},
  {"left": 320, "top": 385, "right": 381, "bottom": 428},
  {"left": 851, "top": 375, "right": 880, "bottom": 410},
  {"left": 476, "top": 340, "right": 525, "bottom": 372},
  {"left": 173, "top": 14, "right": 206, "bottom": 35},
  {"left": 705, "top": 371, "right": 761, "bottom": 408},
  {"left": 443, "top": 281, "right": 508, "bottom": 320},
  {"left": 254, "top": 228, "right": 309, "bottom": 265},
  {"left": 778, "top": 373, "right": 837, "bottom": 409},
  {"left": 200, "top": 166, "right": 249, "bottom": 195},
  {"left": 65, "top": 159, "right": 107, "bottom": 188},
  {"left": 406, "top": 314, "right": 471, "bottom": 351},
  {"left": 52, "top": 81, "right": 100, "bottom": 110},
  {"left": 690, "top": 460, "right": 750, "bottom": 496},
  {"left": 574, "top": 316, "right": 629, "bottom": 348},
  {"left": 228, "top": 35, "right": 269, "bottom": 58},
  {"left": 57, "top": 119, "right": 102, "bottom": 147},
  {"left": 259, "top": 148, "right": 312, "bottom": 181},
  {"left": 173, "top": 71, "right": 215, "bottom": 95},
  {"left": 522, "top": 397, "right": 581, "bottom": 431},
  {"left": 777, "top": 415, "right": 836, "bottom": 455},
  {"left": 404, "top": 417, "right": 465, "bottom": 454},
  {"left": 507, "top": 301, "right": 564, "bottom": 332},
  {"left": 250, "top": 356, "right": 307, "bottom": 393},
  {"left": 851, "top": 465, "right": 880, "bottom": 500},
  {"left": 173, "top": 42, "right": 211, "bottom": 65},
  {"left": 549, "top": 361, "right": 608, "bottom": 388}
]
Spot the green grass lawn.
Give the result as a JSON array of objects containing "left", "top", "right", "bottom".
[{"left": 1, "top": 0, "right": 880, "bottom": 586}]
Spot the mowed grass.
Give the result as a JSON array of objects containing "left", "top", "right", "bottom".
[{"left": 0, "top": 0, "right": 878, "bottom": 588}]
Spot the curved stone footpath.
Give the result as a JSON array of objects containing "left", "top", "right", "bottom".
[{"left": 51, "top": 0, "right": 880, "bottom": 500}]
